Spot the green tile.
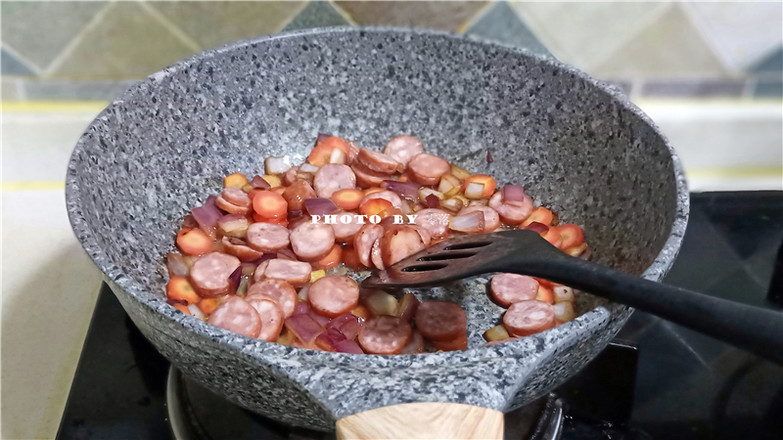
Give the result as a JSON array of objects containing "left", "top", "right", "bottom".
[
  {"left": 465, "top": 2, "right": 550, "bottom": 56},
  {"left": 335, "top": 1, "right": 488, "bottom": 31},
  {"left": 591, "top": 3, "right": 727, "bottom": 78},
  {"left": 2, "top": 48, "right": 35, "bottom": 75},
  {"left": 151, "top": 1, "right": 306, "bottom": 50},
  {"left": 1, "top": 1, "right": 106, "bottom": 70},
  {"left": 283, "top": 1, "right": 350, "bottom": 31},
  {"left": 50, "top": 2, "right": 196, "bottom": 80}
]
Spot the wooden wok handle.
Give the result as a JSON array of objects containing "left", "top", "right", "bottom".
[{"left": 336, "top": 402, "right": 503, "bottom": 439}]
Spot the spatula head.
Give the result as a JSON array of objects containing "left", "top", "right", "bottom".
[{"left": 361, "top": 229, "right": 556, "bottom": 289}]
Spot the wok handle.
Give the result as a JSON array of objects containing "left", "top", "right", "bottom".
[
  {"left": 335, "top": 402, "right": 503, "bottom": 439},
  {"left": 501, "top": 255, "right": 783, "bottom": 364}
]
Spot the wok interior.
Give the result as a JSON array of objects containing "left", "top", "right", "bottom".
[{"left": 70, "top": 30, "right": 678, "bottom": 345}]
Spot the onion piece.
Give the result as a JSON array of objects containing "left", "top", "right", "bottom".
[
  {"left": 438, "top": 174, "right": 461, "bottom": 197},
  {"left": 240, "top": 261, "right": 257, "bottom": 277},
  {"left": 284, "top": 314, "right": 323, "bottom": 344},
  {"left": 554, "top": 302, "right": 575, "bottom": 322},
  {"left": 188, "top": 304, "right": 205, "bottom": 320},
  {"left": 298, "top": 285, "right": 309, "bottom": 301},
  {"left": 483, "top": 325, "right": 510, "bottom": 342},
  {"left": 316, "top": 327, "right": 346, "bottom": 351},
  {"left": 468, "top": 199, "right": 489, "bottom": 207},
  {"left": 364, "top": 291, "right": 399, "bottom": 317},
  {"left": 450, "top": 164, "right": 471, "bottom": 180},
  {"left": 308, "top": 309, "right": 332, "bottom": 326},
  {"left": 418, "top": 187, "right": 444, "bottom": 203},
  {"left": 293, "top": 301, "right": 310, "bottom": 316},
  {"left": 300, "top": 163, "right": 320, "bottom": 174},
  {"left": 316, "top": 133, "right": 331, "bottom": 144},
  {"left": 228, "top": 266, "right": 242, "bottom": 291},
  {"left": 304, "top": 197, "right": 338, "bottom": 216},
  {"left": 384, "top": 180, "right": 420, "bottom": 202},
  {"left": 250, "top": 175, "right": 271, "bottom": 189},
  {"left": 449, "top": 211, "right": 485, "bottom": 233},
  {"left": 166, "top": 253, "right": 190, "bottom": 277},
  {"left": 440, "top": 197, "right": 464, "bottom": 213},
  {"left": 265, "top": 156, "right": 290, "bottom": 175},
  {"left": 329, "top": 148, "right": 346, "bottom": 164},
  {"left": 191, "top": 195, "right": 222, "bottom": 232},
  {"left": 288, "top": 209, "right": 303, "bottom": 219},
  {"left": 327, "top": 313, "right": 362, "bottom": 340},
  {"left": 396, "top": 293, "right": 420, "bottom": 322},
  {"left": 217, "top": 214, "right": 249, "bottom": 237},
  {"left": 425, "top": 194, "right": 440, "bottom": 208},
  {"left": 464, "top": 182, "right": 485, "bottom": 200},
  {"left": 236, "top": 277, "right": 250, "bottom": 297},
  {"left": 333, "top": 339, "right": 364, "bottom": 354},
  {"left": 525, "top": 221, "right": 549, "bottom": 234},
  {"left": 553, "top": 286, "right": 574, "bottom": 303},
  {"left": 502, "top": 185, "right": 526, "bottom": 202}
]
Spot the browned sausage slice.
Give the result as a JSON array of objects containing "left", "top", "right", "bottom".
[
  {"left": 353, "top": 224, "right": 384, "bottom": 267},
  {"left": 208, "top": 296, "right": 261, "bottom": 338},
  {"left": 308, "top": 275, "right": 360, "bottom": 318},
  {"left": 413, "top": 208, "right": 452, "bottom": 240},
  {"left": 246, "top": 222, "right": 290, "bottom": 252},
  {"left": 357, "top": 149, "right": 400, "bottom": 174},
  {"left": 359, "top": 190, "right": 403, "bottom": 210},
  {"left": 358, "top": 316, "right": 412, "bottom": 355},
  {"left": 215, "top": 196, "right": 250, "bottom": 215},
  {"left": 489, "top": 191, "right": 533, "bottom": 224},
  {"left": 399, "top": 330, "right": 425, "bottom": 354},
  {"left": 351, "top": 162, "right": 388, "bottom": 188},
  {"left": 283, "top": 179, "right": 317, "bottom": 211},
  {"left": 407, "top": 153, "right": 450, "bottom": 186},
  {"left": 331, "top": 211, "right": 364, "bottom": 242},
  {"left": 490, "top": 273, "right": 539, "bottom": 308},
  {"left": 371, "top": 237, "right": 384, "bottom": 270},
  {"left": 313, "top": 164, "right": 356, "bottom": 198},
  {"left": 380, "top": 225, "right": 427, "bottom": 266},
  {"left": 189, "top": 252, "right": 240, "bottom": 298},
  {"left": 246, "top": 279, "right": 298, "bottom": 318},
  {"left": 290, "top": 222, "right": 335, "bottom": 261},
  {"left": 383, "top": 135, "right": 424, "bottom": 168},
  {"left": 458, "top": 205, "right": 500, "bottom": 232},
  {"left": 414, "top": 301, "right": 467, "bottom": 342},
  {"left": 221, "top": 237, "right": 264, "bottom": 262},
  {"left": 253, "top": 259, "right": 311, "bottom": 287},
  {"left": 245, "top": 297, "right": 284, "bottom": 341},
  {"left": 221, "top": 186, "right": 251, "bottom": 207},
  {"left": 502, "top": 300, "right": 556, "bottom": 337}
]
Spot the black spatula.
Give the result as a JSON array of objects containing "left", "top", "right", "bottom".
[{"left": 361, "top": 229, "right": 783, "bottom": 364}]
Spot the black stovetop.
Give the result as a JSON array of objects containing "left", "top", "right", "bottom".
[{"left": 57, "top": 192, "right": 783, "bottom": 440}]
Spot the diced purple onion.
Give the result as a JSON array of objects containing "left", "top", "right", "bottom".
[
  {"left": 254, "top": 253, "right": 277, "bottom": 264},
  {"left": 228, "top": 266, "right": 242, "bottom": 290},
  {"left": 525, "top": 221, "right": 549, "bottom": 234},
  {"left": 304, "top": 197, "right": 338, "bottom": 216},
  {"left": 250, "top": 175, "right": 270, "bottom": 189},
  {"left": 284, "top": 314, "right": 324, "bottom": 344},
  {"left": 502, "top": 185, "right": 526, "bottom": 202},
  {"left": 167, "top": 298, "right": 188, "bottom": 306},
  {"left": 166, "top": 253, "right": 190, "bottom": 277},
  {"left": 450, "top": 211, "right": 484, "bottom": 233},
  {"left": 486, "top": 150, "right": 494, "bottom": 163},
  {"left": 333, "top": 339, "right": 364, "bottom": 354},
  {"left": 217, "top": 214, "right": 249, "bottom": 237},
  {"left": 384, "top": 180, "right": 420, "bottom": 202},
  {"left": 316, "top": 133, "right": 332, "bottom": 144},
  {"left": 425, "top": 194, "right": 441, "bottom": 209},
  {"left": 191, "top": 195, "right": 223, "bottom": 231},
  {"left": 288, "top": 209, "right": 303, "bottom": 219},
  {"left": 240, "top": 261, "right": 257, "bottom": 277}
]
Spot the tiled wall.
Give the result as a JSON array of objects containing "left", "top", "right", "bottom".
[{"left": 2, "top": 1, "right": 782, "bottom": 101}]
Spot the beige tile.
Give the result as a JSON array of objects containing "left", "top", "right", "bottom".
[
  {"left": 50, "top": 2, "right": 197, "bottom": 80},
  {"left": 152, "top": 0, "right": 306, "bottom": 50},
  {"left": 335, "top": 1, "right": 488, "bottom": 32},
  {"left": 509, "top": 1, "right": 667, "bottom": 71},
  {"left": 591, "top": 3, "right": 728, "bottom": 78},
  {"left": 0, "top": 1, "right": 106, "bottom": 70},
  {"left": 1, "top": 189, "right": 103, "bottom": 440},
  {"left": 1, "top": 78, "right": 24, "bottom": 100}
]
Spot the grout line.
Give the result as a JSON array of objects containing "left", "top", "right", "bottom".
[
  {"left": 275, "top": 0, "right": 311, "bottom": 33},
  {"left": 139, "top": 1, "right": 202, "bottom": 53},
  {"left": 43, "top": 2, "right": 114, "bottom": 77},
  {"left": 679, "top": 0, "right": 739, "bottom": 75},
  {"left": 329, "top": 0, "right": 357, "bottom": 26},
  {"left": 1, "top": 44, "right": 42, "bottom": 75},
  {"left": 456, "top": 1, "right": 495, "bottom": 34}
]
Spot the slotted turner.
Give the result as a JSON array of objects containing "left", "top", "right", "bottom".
[{"left": 362, "top": 229, "right": 783, "bottom": 364}]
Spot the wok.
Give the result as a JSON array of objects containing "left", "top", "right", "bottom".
[{"left": 66, "top": 27, "right": 688, "bottom": 436}]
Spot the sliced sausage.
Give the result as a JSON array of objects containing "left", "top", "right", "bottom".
[
  {"left": 432, "top": 334, "right": 468, "bottom": 351},
  {"left": 413, "top": 208, "right": 452, "bottom": 239},
  {"left": 357, "top": 149, "right": 400, "bottom": 174},
  {"left": 215, "top": 195, "right": 250, "bottom": 215},
  {"left": 246, "top": 279, "right": 298, "bottom": 318},
  {"left": 358, "top": 316, "right": 412, "bottom": 355},
  {"left": 380, "top": 225, "right": 427, "bottom": 266},
  {"left": 489, "top": 191, "right": 533, "bottom": 225},
  {"left": 254, "top": 259, "right": 311, "bottom": 287},
  {"left": 308, "top": 275, "right": 360, "bottom": 318},
  {"left": 409, "top": 225, "right": 432, "bottom": 246},
  {"left": 283, "top": 166, "right": 300, "bottom": 186},
  {"left": 351, "top": 162, "right": 388, "bottom": 188},
  {"left": 313, "top": 164, "right": 356, "bottom": 198},
  {"left": 290, "top": 222, "right": 335, "bottom": 261},
  {"left": 283, "top": 179, "right": 317, "bottom": 211},
  {"left": 189, "top": 252, "right": 240, "bottom": 298},
  {"left": 353, "top": 224, "right": 384, "bottom": 267},
  {"left": 490, "top": 273, "right": 539, "bottom": 308},
  {"left": 221, "top": 236, "right": 264, "bottom": 262},
  {"left": 407, "top": 153, "right": 450, "bottom": 186},
  {"left": 347, "top": 140, "right": 361, "bottom": 164},
  {"left": 458, "top": 205, "right": 500, "bottom": 232},
  {"left": 221, "top": 186, "right": 251, "bottom": 207},
  {"left": 399, "top": 331, "right": 425, "bottom": 354},
  {"left": 331, "top": 211, "right": 364, "bottom": 242},
  {"left": 371, "top": 237, "right": 384, "bottom": 270},
  {"left": 503, "top": 300, "right": 556, "bottom": 337},
  {"left": 246, "top": 222, "right": 290, "bottom": 252},
  {"left": 384, "top": 135, "right": 424, "bottom": 168},
  {"left": 414, "top": 301, "right": 467, "bottom": 342},
  {"left": 359, "top": 190, "right": 402, "bottom": 211},
  {"left": 245, "top": 297, "right": 284, "bottom": 342},
  {"left": 208, "top": 296, "right": 261, "bottom": 338}
]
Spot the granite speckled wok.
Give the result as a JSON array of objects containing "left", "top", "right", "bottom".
[{"left": 66, "top": 27, "right": 689, "bottom": 435}]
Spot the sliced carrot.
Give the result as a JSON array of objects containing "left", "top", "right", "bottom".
[
  {"left": 224, "top": 172, "right": 248, "bottom": 188},
  {"left": 308, "top": 136, "right": 351, "bottom": 166},
  {"left": 253, "top": 213, "right": 288, "bottom": 227},
  {"left": 247, "top": 188, "right": 265, "bottom": 201},
  {"left": 173, "top": 303, "right": 191, "bottom": 315},
  {"left": 271, "top": 186, "right": 286, "bottom": 196},
  {"left": 360, "top": 198, "right": 393, "bottom": 218},
  {"left": 462, "top": 174, "right": 496, "bottom": 198},
  {"left": 332, "top": 188, "right": 365, "bottom": 211},
  {"left": 556, "top": 224, "right": 585, "bottom": 249},
  {"left": 252, "top": 190, "right": 288, "bottom": 218},
  {"left": 176, "top": 228, "right": 214, "bottom": 256},
  {"left": 197, "top": 297, "right": 224, "bottom": 314},
  {"left": 564, "top": 242, "right": 588, "bottom": 257},
  {"left": 342, "top": 246, "right": 365, "bottom": 271},
  {"left": 522, "top": 207, "right": 554, "bottom": 227},
  {"left": 314, "top": 244, "right": 342, "bottom": 270},
  {"left": 167, "top": 276, "right": 201, "bottom": 304},
  {"left": 397, "top": 173, "right": 411, "bottom": 183},
  {"left": 542, "top": 227, "right": 563, "bottom": 248},
  {"left": 262, "top": 174, "right": 282, "bottom": 188},
  {"left": 536, "top": 285, "right": 554, "bottom": 304},
  {"left": 363, "top": 187, "right": 385, "bottom": 196}
]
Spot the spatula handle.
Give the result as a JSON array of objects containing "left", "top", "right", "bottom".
[
  {"left": 335, "top": 402, "right": 503, "bottom": 439},
  {"left": 501, "top": 256, "right": 783, "bottom": 364}
]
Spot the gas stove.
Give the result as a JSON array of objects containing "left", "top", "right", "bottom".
[{"left": 56, "top": 192, "right": 783, "bottom": 439}]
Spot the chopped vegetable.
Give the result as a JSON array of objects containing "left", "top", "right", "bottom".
[
  {"left": 556, "top": 224, "right": 585, "bottom": 249},
  {"left": 167, "top": 276, "right": 200, "bottom": 304},
  {"left": 224, "top": 172, "right": 248, "bottom": 188},
  {"left": 176, "top": 228, "right": 213, "bottom": 256},
  {"left": 265, "top": 157, "right": 290, "bottom": 175},
  {"left": 462, "top": 174, "right": 496, "bottom": 199},
  {"left": 450, "top": 164, "right": 471, "bottom": 180},
  {"left": 314, "top": 244, "right": 342, "bottom": 270},
  {"left": 252, "top": 190, "right": 288, "bottom": 218},
  {"left": 554, "top": 302, "right": 575, "bottom": 322},
  {"left": 332, "top": 189, "right": 365, "bottom": 210},
  {"left": 437, "top": 174, "right": 461, "bottom": 197},
  {"left": 483, "top": 325, "right": 511, "bottom": 342},
  {"left": 360, "top": 197, "right": 393, "bottom": 218},
  {"left": 364, "top": 290, "right": 399, "bottom": 317},
  {"left": 449, "top": 211, "right": 485, "bottom": 233},
  {"left": 522, "top": 206, "right": 553, "bottom": 227},
  {"left": 261, "top": 174, "right": 282, "bottom": 188}
]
